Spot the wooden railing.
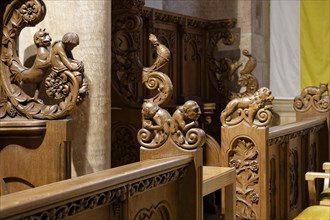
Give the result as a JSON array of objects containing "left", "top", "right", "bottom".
[
  {"left": 220, "top": 86, "right": 330, "bottom": 220},
  {"left": 0, "top": 156, "right": 195, "bottom": 220}
]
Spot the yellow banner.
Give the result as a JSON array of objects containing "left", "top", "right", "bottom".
[{"left": 300, "top": 1, "right": 330, "bottom": 89}]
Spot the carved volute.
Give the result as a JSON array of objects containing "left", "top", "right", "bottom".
[
  {"left": 293, "top": 83, "right": 329, "bottom": 113},
  {"left": 0, "top": 0, "right": 88, "bottom": 119},
  {"left": 138, "top": 34, "right": 205, "bottom": 150},
  {"left": 220, "top": 87, "right": 274, "bottom": 127}
]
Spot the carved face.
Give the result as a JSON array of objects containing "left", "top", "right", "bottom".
[
  {"left": 149, "top": 34, "right": 158, "bottom": 45},
  {"left": 142, "top": 102, "right": 159, "bottom": 119},
  {"left": 257, "top": 87, "right": 274, "bottom": 102},
  {"left": 34, "top": 29, "right": 52, "bottom": 47},
  {"left": 183, "top": 101, "right": 201, "bottom": 121}
]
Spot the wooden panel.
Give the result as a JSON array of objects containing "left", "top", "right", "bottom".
[{"left": 0, "top": 119, "right": 72, "bottom": 195}]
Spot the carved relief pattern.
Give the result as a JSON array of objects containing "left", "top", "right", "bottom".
[
  {"left": 19, "top": 165, "right": 188, "bottom": 219},
  {"left": 228, "top": 138, "right": 260, "bottom": 220},
  {"left": 138, "top": 34, "right": 205, "bottom": 150},
  {"left": 111, "top": 122, "right": 139, "bottom": 167},
  {"left": 134, "top": 201, "right": 171, "bottom": 220},
  {"left": 1, "top": 0, "right": 88, "bottom": 119},
  {"left": 293, "top": 83, "right": 329, "bottom": 113},
  {"left": 268, "top": 125, "right": 324, "bottom": 146},
  {"left": 111, "top": 2, "right": 144, "bottom": 106},
  {"left": 230, "top": 50, "right": 259, "bottom": 99},
  {"left": 207, "top": 20, "right": 236, "bottom": 96},
  {"left": 26, "top": 186, "right": 127, "bottom": 220},
  {"left": 289, "top": 148, "right": 299, "bottom": 210},
  {"left": 183, "top": 33, "right": 203, "bottom": 61},
  {"left": 269, "top": 158, "right": 276, "bottom": 220},
  {"left": 128, "top": 167, "right": 187, "bottom": 197},
  {"left": 220, "top": 87, "right": 274, "bottom": 127},
  {"left": 308, "top": 142, "right": 316, "bottom": 172}
]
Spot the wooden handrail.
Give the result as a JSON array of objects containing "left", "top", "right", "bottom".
[
  {"left": 0, "top": 155, "right": 193, "bottom": 219},
  {"left": 269, "top": 116, "right": 326, "bottom": 140}
]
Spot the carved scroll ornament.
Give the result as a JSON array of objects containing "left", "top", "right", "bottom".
[
  {"left": 138, "top": 34, "right": 205, "bottom": 150},
  {"left": 0, "top": 0, "right": 88, "bottom": 119},
  {"left": 220, "top": 87, "right": 274, "bottom": 127},
  {"left": 293, "top": 83, "right": 329, "bottom": 113}
]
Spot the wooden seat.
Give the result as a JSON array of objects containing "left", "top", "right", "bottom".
[
  {"left": 202, "top": 166, "right": 236, "bottom": 219},
  {"left": 294, "top": 162, "right": 330, "bottom": 220}
]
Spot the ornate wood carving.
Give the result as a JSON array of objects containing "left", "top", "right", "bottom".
[
  {"left": 111, "top": 0, "right": 144, "bottom": 107},
  {"left": 129, "top": 167, "right": 187, "bottom": 197},
  {"left": 207, "top": 19, "right": 236, "bottom": 97},
  {"left": 220, "top": 87, "right": 274, "bottom": 127},
  {"left": 228, "top": 138, "right": 260, "bottom": 219},
  {"left": 269, "top": 157, "right": 276, "bottom": 220},
  {"left": 134, "top": 201, "right": 171, "bottom": 220},
  {"left": 0, "top": 0, "right": 88, "bottom": 119},
  {"left": 293, "top": 83, "right": 329, "bottom": 113},
  {"left": 138, "top": 34, "right": 205, "bottom": 150},
  {"left": 288, "top": 147, "right": 299, "bottom": 210},
  {"left": 230, "top": 50, "right": 259, "bottom": 99},
  {"left": 111, "top": 122, "right": 139, "bottom": 167}
]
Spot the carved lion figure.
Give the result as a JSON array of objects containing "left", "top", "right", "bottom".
[{"left": 221, "top": 87, "right": 274, "bottom": 126}]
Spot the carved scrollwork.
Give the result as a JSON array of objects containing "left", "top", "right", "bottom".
[
  {"left": 27, "top": 186, "right": 127, "bottom": 220},
  {"left": 228, "top": 138, "right": 260, "bottom": 219},
  {"left": 170, "top": 101, "right": 205, "bottom": 150},
  {"left": 134, "top": 201, "right": 171, "bottom": 220},
  {"left": 220, "top": 87, "right": 274, "bottom": 127},
  {"left": 138, "top": 34, "right": 205, "bottom": 150},
  {"left": 293, "top": 83, "right": 329, "bottom": 113},
  {"left": 137, "top": 101, "right": 171, "bottom": 148},
  {"left": 111, "top": 1, "right": 144, "bottom": 106},
  {"left": 128, "top": 167, "right": 187, "bottom": 197},
  {"left": 1, "top": 0, "right": 88, "bottom": 119}
]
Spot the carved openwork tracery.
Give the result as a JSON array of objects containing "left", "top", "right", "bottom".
[
  {"left": 293, "top": 83, "right": 329, "bottom": 113},
  {"left": 228, "top": 138, "right": 260, "bottom": 220},
  {"left": 137, "top": 34, "right": 205, "bottom": 150},
  {"left": 1, "top": 0, "right": 88, "bottom": 119}
]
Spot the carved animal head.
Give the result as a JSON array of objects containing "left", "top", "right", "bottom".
[
  {"left": 34, "top": 28, "right": 52, "bottom": 47},
  {"left": 319, "top": 83, "right": 329, "bottom": 93},
  {"left": 142, "top": 101, "right": 160, "bottom": 119},
  {"left": 149, "top": 34, "right": 159, "bottom": 46},
  {"left": 255, "top": 87, "right": 274, "bottom": 103},
  {"left": 182, "top": 100, "right": 201, "bottom": 121}
]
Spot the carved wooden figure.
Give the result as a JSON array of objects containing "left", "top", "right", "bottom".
[
  {"left": 0, "top": 0, "right": 88, "bottom": 119},
  {"left": 220, "top": 87, "right": 274, "bottom": 127},
  {"left": 294, "top": 83, "right": 329, "bottom": 118}
]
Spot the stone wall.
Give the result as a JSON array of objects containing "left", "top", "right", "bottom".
[{"left": 19, "top": 0, "right": 112, "bottom": 176}]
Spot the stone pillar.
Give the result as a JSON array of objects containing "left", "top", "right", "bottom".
[
  {"left": 19, "top": 0, "right": 112, "bottom": 176},
  {"left": 238, "top": 0, "right": 270, "bottom": 88}
]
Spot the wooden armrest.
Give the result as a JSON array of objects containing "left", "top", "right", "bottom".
[
  {"left": 305, "top": 172, "right": 330, "bottom": 205},
  {"left": 323, "top": 162, "right": 330, "bottom": 172}
]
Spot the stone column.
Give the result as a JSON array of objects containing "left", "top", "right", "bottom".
[{"left": 19, "top": 0, "right": 112, "bottom": 176}]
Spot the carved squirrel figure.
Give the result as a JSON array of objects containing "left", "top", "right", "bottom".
[{"left": 298, "top": 83, "right": 328, "bottom": 102}]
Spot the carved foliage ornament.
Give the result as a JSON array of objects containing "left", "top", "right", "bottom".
[
  {"left": 220, "top": 87, "right": 274, "bottom": 127},
  {"left": 137, "top": 34, "right": 205, "bottom": 150},
  {"left": 1, "top": 0, "right": 88, "bottom": 119},
  {"left": 293, "top": 83, "right": 329, "bottom": 113},
  {"left": 229, "top": 138, "right": 260, "bottom": 219}
]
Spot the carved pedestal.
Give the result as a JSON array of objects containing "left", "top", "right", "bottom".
[{"left": 0, "top": 119, "right": 72, "bottom": 195}]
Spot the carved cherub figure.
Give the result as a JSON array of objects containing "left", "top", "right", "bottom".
[
  {"left": 143, "top": 34, "right": 171, "bottom": 72},
  {"left": 298, "top": 83, "right": 328, "bottom": 102},
  {"left": 170, "top": 100, "right": 201, "bottom": 145},
  {"left": 141, "top": 101, "right": 171, "bottom": 144},
  {"left": 221, "top": 87, "right": 274, "bottom": 126},
  {"left": 50, "top": 32, "right": 88, "bottom": 99},
  {"left": 10, "top": 29, "right": 52, "bottom": 100}
]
